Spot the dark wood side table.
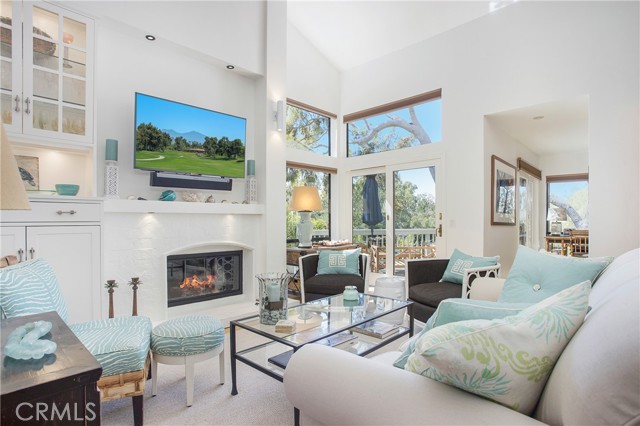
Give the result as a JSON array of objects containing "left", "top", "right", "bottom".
[
  {"left": 286, "top": 248, "right": 318, "bottom": 299},
  {"left": 1, "top": 311, "right": 102, "bottom": 425}
]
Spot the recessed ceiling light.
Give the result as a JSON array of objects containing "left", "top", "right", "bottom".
[
  {"left": 533, "top": 115, "right": 544, "bottom": 120},
  {"left": 226, "top": 65, "right": 235, "bottom": 70},
  {"left": 145, "top": 35, "right": 156, "bottom": 41}
]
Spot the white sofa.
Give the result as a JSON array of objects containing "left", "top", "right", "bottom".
[{"left": 283, "top": 248, "right": 640, "bottom": 425}]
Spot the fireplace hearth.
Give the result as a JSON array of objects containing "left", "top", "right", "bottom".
[{"left": 167, "top": 251, "right": 242, "bottom": 307}]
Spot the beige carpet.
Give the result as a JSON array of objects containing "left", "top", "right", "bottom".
[
  {"left": 102, "top": 331, "right": 294, "bottom": 426},
  {"left": 101, "top": 321, "right": 411, "bottom": 426}
]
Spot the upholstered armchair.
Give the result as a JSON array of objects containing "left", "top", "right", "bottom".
[
  {"left": 0, "top": 258, "right": 151, "bottom": 426},
  {"left": 406, "top": 252, "right": 501, "bottom": 323},
  {"left": 298, "top": 252, "right": 369, "bottom": 303}
]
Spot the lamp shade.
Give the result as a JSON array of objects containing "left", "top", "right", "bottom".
[
  {"left": 289, "top": 186, "right": 322, "bottom": 212},
  {"left": 0, "top": 124, "right": 31, "bottom": 210}
]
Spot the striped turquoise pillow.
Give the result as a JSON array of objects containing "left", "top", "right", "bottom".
[{"left": 0, "top": 258, "right": 68, "bottom": 322}]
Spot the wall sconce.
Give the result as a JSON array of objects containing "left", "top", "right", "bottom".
[{"left": 274, "top": 100, "right": 284, "bottom": 132}]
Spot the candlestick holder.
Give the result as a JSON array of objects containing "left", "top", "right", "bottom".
[{"left": 128, "top": 277, "right": 141, "bottom": 317}]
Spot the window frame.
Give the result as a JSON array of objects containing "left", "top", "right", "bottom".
[
  {"left": 285, "top": 99, "right": 334, "bottom": 157},
  {"left": 545, "top": 173, "right": 589, "bottom": 235},
  {"left": 285, "top": 163, "right": 335, "bottom": 246},
  {"left": 344, "top": 89, "right": 442, "bottom": 157}
]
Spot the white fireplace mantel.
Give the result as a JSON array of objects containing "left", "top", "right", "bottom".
[
  {"left": 104, "top": 199, "right": 264, "bottom": 215},
  {"left": 103, "top": 202, "right": 265, "bottom": 324}
]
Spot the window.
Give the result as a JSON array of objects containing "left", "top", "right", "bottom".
[
  {"left": 345, "top": 90, "right": 442, "bottom": 157},
  {"left": 285, "top": 99, "right": 333, "bottom": 156},
  {"left": 286, "top": 166, "right": 332, "bottom": 245},
  {"left": 546, "top": 174, "right": 589, "bottom": 234}
]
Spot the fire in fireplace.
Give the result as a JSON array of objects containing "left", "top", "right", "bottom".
[{"left": 167, "top": 250, "right": 242, "bottom": 307}]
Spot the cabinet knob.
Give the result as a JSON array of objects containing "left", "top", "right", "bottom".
[
  {"left": 56, "top": 210, "right": 77, "bottom": 215},
  {"left": 24, "top": 97, "right": 31, "bottom": 114},
  {"left": 17, "top": 248, "right": 24, "bottom": 262},
  {"left": 14, "top": 95, "right": 20, "bottom": 112},
  {"left": 29, "top": 248, "right": 35, "bottom": 259}
]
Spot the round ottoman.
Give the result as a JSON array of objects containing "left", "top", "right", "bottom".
[
  {"left": 374, "top": 276, "right": 406, "bottom": 325},
  {"left": 151, "top": 315, "right": 225, "bottom": 406}
]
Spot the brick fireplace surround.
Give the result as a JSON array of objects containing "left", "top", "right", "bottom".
[{"left": 102, "top": 201, "right": 264, "bottom": 324}]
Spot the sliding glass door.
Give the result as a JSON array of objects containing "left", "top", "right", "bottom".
[{"left": 351, "top": 160, "right": 443, "bottom": 276}]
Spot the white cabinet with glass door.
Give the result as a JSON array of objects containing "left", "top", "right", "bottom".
[{"left": 1, "top": 1, "right": 94, "bottom": 145}]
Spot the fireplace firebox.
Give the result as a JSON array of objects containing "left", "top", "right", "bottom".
[{"left": 167, "top": 251, "right": 242, "bottom": 307}]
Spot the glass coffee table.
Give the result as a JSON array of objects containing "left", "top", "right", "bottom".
[{"left": 230, "top": 292, "right": 413, "bottom": 422}]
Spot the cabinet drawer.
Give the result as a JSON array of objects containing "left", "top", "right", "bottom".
[{"left": 1, "top": 201, "right": 102, "bottom": 223}]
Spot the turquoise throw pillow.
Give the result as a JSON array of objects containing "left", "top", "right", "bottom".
[
  {"left": 440, "top": 248, "right": 499, "bottom": 284},
  {"left": 425, "top": 298, "right": 530, "bottom": 330},
  {"left": 317, "top": 248, "right": 361, "bottom": 276},
  {"left": 498, "top": 245, "right": 609, "bottom": 304},
  {"left": 0, "top": 258, "right": 69, "bottom": 322}
]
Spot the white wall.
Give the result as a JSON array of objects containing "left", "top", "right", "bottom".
[
  {"left": 94, "top": 19, "right": 257, "bottom": 202},
  {"left": 340, "top": 1, "right": 639, "bottom": 260},
  {"left": 71, "top": 1, "right": 266, "bottom": 75},
  {"left": 287, "top": 23, "right": 341, "bottom": 115}
]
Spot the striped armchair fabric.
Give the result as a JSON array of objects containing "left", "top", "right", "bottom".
[{"left": 0, "top": 258, "right": 151, "bottom": 426}]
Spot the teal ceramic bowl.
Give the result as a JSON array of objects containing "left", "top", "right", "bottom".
[{"left": 55, "top": 184, "right": 80, "bottom": 196}]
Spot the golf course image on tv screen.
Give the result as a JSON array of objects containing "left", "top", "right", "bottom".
[{"left": 134, "top": 93, "right": 247, "bottom": 179}]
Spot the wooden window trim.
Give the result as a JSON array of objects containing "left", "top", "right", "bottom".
[
  {"left": 343, "top": 89, "right": 442, "bottom": 123},
  {"left": 517, "top": 158, "right": 542, "bottom": 180},
  {"left": 546, "top": 173, "right": 589, "bottom": 183},
  {"left": 286, "top": 98, "right": 337, "bottom": 119},
  {"left": 286, "top": 162, "right": 337, "bottom": 175}
]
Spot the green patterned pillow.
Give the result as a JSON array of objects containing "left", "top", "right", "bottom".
[
  {"left": 441, "top": 249, "right": 499, "bottom": 284},
  {"left": 404, "top": 280, "right": 591, "bottom": 415}
]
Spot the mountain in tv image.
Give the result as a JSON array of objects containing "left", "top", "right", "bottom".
[
  {"left": 163, "top": 129, "right": 207, "bottom": 144},
  {"left": 135, "top": 122, "right": 245, "bottom": 178}
]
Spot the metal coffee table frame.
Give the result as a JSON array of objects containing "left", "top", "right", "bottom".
[{"left": 230, "top": 293, "right": 414, "bottom": 425}]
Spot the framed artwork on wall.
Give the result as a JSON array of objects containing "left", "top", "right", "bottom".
[
  {"left": 491, "top": 155, "right": 516, "bottom": 225},
  {"left": 15, "top": 155, "right": 40, "bottom": 191}
]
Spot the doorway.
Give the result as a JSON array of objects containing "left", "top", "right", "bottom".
[{"left": 351, "top": 160, "right": 443, "bottom": 276}]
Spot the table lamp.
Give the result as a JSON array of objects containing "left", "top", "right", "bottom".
[
  {"left": 289, "top": 186, "right": 322, "bottom": 248},
  {"left": 547, "top": 206, "right": 567, "bottom": 235}
]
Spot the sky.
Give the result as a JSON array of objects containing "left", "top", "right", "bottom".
[
  {"left": 348, "top": 98, "right": 442, "bottom": 154},
  {"left": 135, "top": 93, "right": 246, "bottom": 142}
]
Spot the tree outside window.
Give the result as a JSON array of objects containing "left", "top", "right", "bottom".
[
  {"left": 286, "top": 105, "right": 330, "bottom": 155},
  {"left": 346, "top": 96, "right": 441, "bottom": 157},
  {"left": 286, "top": 167, "right": 331, "bottom": 244}
]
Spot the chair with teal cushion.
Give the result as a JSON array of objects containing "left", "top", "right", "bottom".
[
  {"left": 151, "top": 315, "right": 225, "bottom": 407},
  {"left": 0, "top": 258, "right": 151, "bottom": 426}
]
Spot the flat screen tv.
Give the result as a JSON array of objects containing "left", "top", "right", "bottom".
[{"left": 134, "top": 92, "right": 247, "bottom": 180}]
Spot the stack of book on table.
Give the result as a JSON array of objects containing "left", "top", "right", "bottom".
[{"left": 352, "top": 320, "right": 399, "bottom": 339}]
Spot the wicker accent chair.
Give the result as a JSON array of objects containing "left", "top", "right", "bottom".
[{"left": 0, "top": 258, "right": 151, "bottom": 426}]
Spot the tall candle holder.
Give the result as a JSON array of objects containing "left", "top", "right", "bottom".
[
  {"left": 256, "top": 272, "right": 290, "bottom": 325},
  {"left": 104, "top": 139, "right": 119, "bottom": 199},
  {"left": 128, "top": 277, "right": 141, "bottom": 316},
  {"left": 104, "top": 280, "right": 118, "bottom": 319}
]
